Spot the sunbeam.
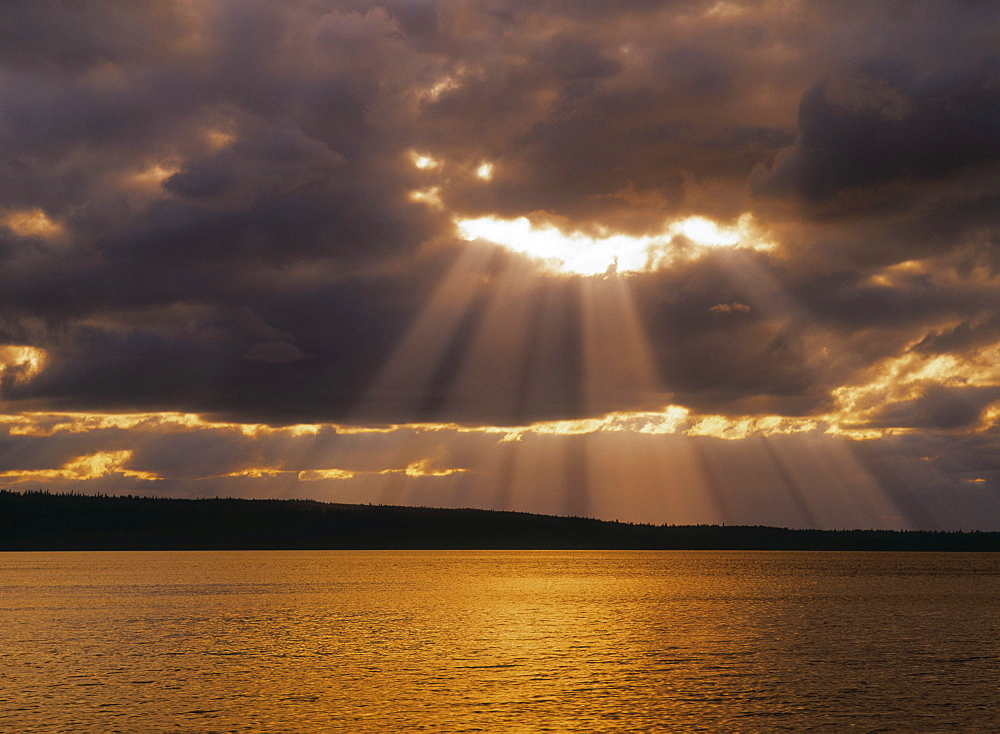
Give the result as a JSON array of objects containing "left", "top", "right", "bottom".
[
  {"left": 706, "top": 248, "right": 918, "bottom": 526},
  {"left": 438, "top": 256, "right": 550, "bottom": 422},
  {"left": 354, "top": 244, "right": 502, "bottom": 423},
  {"left": 578, "top": 272, "right": 661, "bottom": 415},
  {"left": 2, "top": 0, "right": 998, "bottom": 542}
]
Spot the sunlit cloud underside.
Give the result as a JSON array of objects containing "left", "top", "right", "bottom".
[{"left": 456, "top": 213, "right": 771, "bottom": 275}]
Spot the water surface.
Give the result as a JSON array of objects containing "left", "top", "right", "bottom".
[{"left": 2, "top": 551, "right": 998, "bottom": 732}]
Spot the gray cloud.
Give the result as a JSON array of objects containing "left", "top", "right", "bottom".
[
  {"left": 0, "top": 0, "right": 997, "bottom": 432},
  {"left": 863, "top": 386, "right": 1000, "bottom": 431},
  {"left": 752, "top": 57, "right": 1000, "bottom": 212}
]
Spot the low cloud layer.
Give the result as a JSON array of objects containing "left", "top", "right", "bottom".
[{"left": 2, "top": 411, "right": 998, "bottom": 530}]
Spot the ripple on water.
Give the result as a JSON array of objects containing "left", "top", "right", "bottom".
[{"left": 1, "top": 550, "right": 998, "bottom": 732}]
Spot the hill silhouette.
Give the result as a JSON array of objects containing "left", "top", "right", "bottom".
[{"left": 1, "top": 490, "right": 998, "bottom": 551}]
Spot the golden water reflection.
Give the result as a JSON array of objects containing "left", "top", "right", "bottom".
[{"left": 3, "top": 551, "right": 999, "bottom": 732}]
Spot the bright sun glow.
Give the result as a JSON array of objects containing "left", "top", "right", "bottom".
[
  {"left": 672, "top": 216, "right": 741, "bottom": 247},
  {"left": 410, "top": 152, "right": 440, "bottom": 170},
  {"left": 456, "top": 213, "right": 769, "bottom": 275}
]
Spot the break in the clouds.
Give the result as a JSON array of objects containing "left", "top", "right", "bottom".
[{"left": 1, "top": 1, "right": 999, "bottom": 527}]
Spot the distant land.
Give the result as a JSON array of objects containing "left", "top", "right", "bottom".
[{"left": 2, "top": 490, "right": 999, "bottom": 551}]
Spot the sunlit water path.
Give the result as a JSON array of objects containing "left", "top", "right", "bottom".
[{"left": 3, "top": 551, "right": 998, "bottom": 732}]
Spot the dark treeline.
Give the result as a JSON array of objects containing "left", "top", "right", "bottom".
[{"left": 2, "top": 490, "right": 999, "bottom": 551}]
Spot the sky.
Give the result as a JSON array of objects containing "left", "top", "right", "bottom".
[{"left": 1, "top": 0, "right": 999, "bottom": 529}]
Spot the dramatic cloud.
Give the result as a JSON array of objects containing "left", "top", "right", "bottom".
[{"left": 1, "top": 0, "right": 998, "bottom": 527}]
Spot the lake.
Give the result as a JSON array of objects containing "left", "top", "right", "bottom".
[{"left": 2, "top": 551, "right": 998, "bottom": 732}]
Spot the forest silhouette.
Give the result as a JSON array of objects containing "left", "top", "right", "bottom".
[{"left": 2, "top": 490, "right": 998, "bottom": 551}]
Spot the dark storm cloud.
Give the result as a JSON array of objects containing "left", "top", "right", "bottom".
[
  {"left": 0, "top": 0, "right": 998, "bottom": 429},
  {"left": 1, "top": 264, "right": 436, "bottom": 422},
  {"left": 864, "top": 386, "right": 1000, "bottom": 431},
  {"left": 630, "top": 252, "right": 823, "bottom": 415},
  {"left": 912, "top": 313, "right": 1000, "bottom": 356},
  {"left": 752, "top": 57, "right": 1000, "bottom": 211},
  {"left": 0, "top": 2, "right": 193, "bottom": 71}
]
